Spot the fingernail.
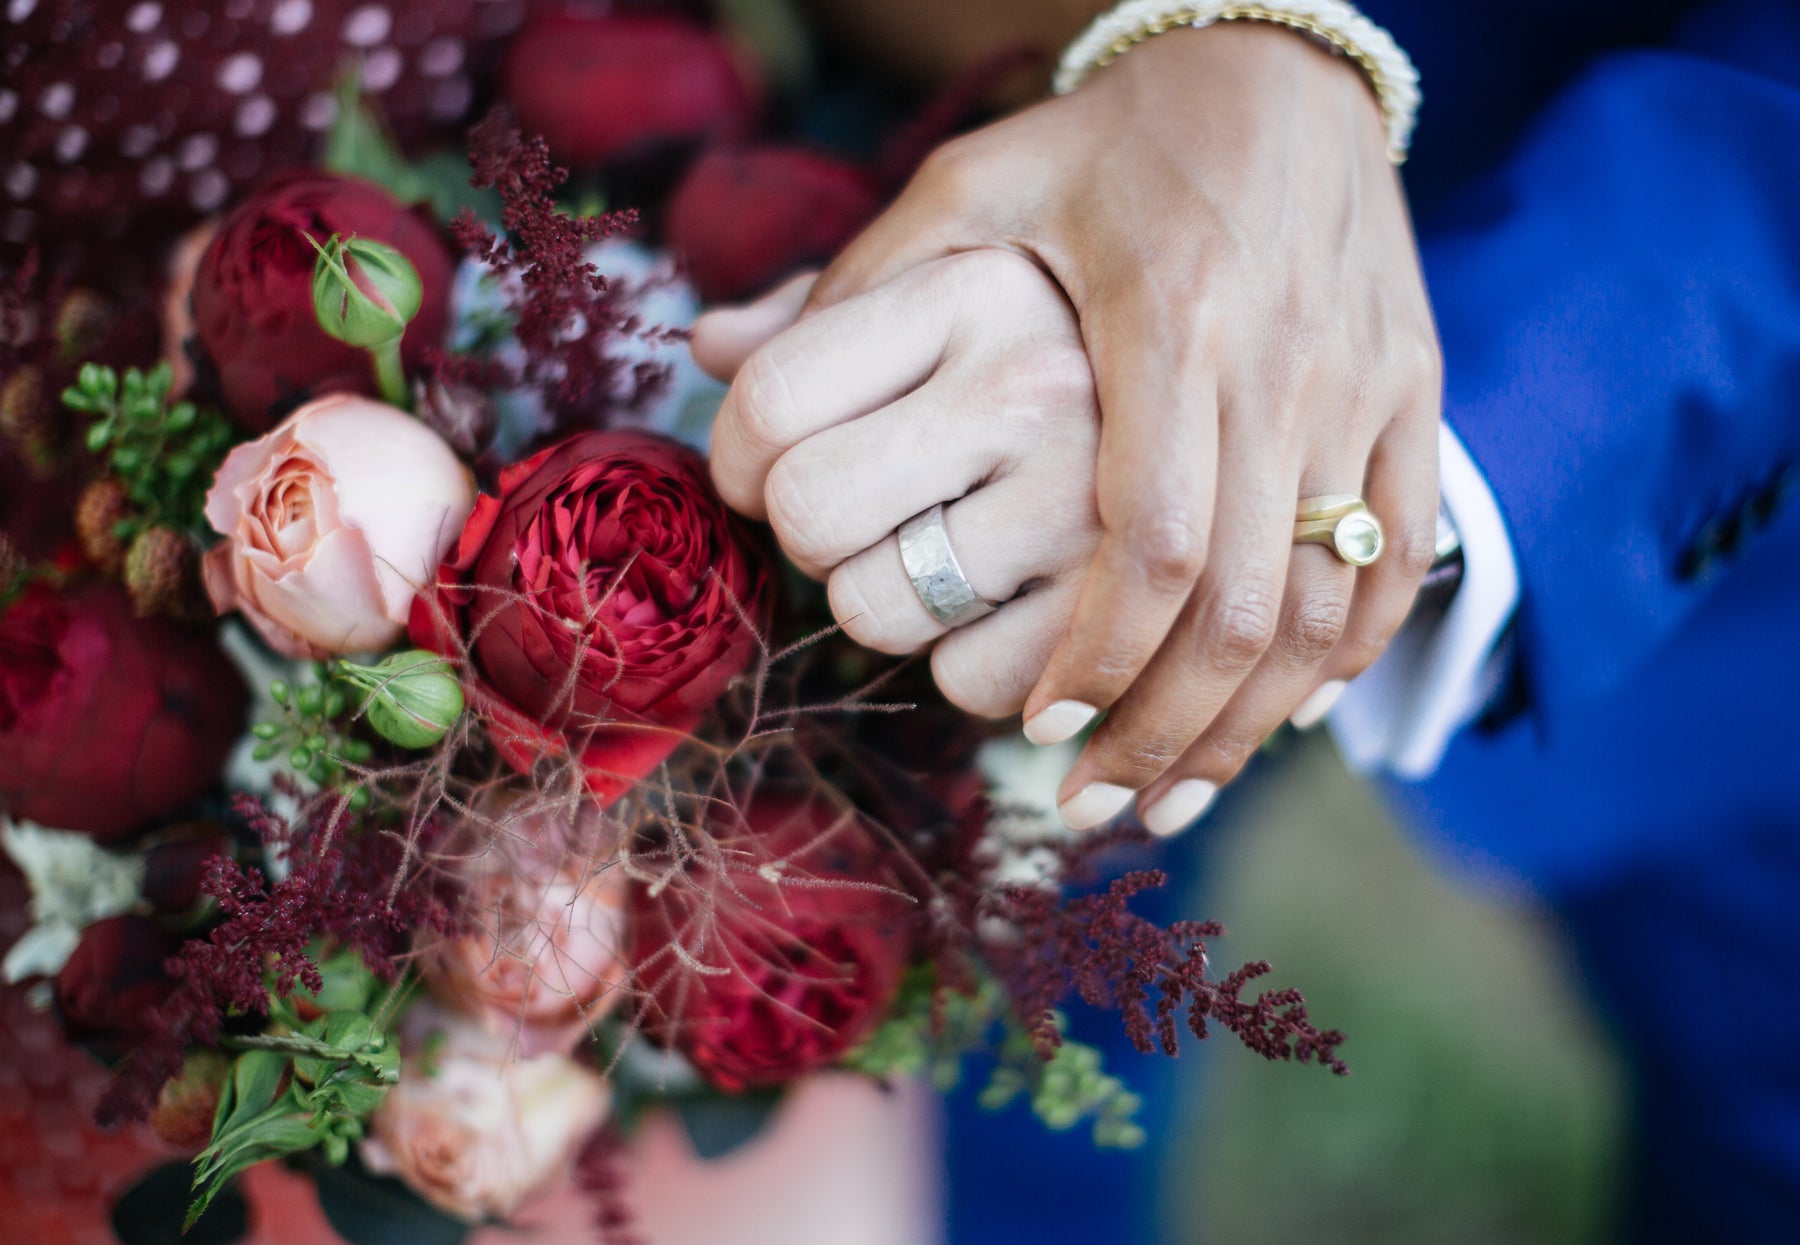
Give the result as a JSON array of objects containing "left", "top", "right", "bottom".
[
  {"left": 1139, "top": 780, "right": 1218, "bottom": 838},
  {"left": 1058, "top": 782, "right": 1135, "bottom": 832},
  {"left": 1024, "top": 700, "right": 1099, "bottom": 747},
  {"left": 1289, "top": 680, "right": 1347, "bottom": 731}
]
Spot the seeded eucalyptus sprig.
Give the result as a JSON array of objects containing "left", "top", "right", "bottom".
[
  {"left": 250, "top": 668, "right": 376, "bottom": 809},
  {"left": 60, "top": 361, "right": 238, "bottom": 540}
]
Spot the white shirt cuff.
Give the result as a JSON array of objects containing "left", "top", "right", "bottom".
[{"left": 1329, "top": 421, "right": 1521, "bottom": 778}]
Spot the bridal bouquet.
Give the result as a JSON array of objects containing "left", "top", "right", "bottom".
[{"left": 0, "top": 6, "right": 1343, "bottom": 1239}]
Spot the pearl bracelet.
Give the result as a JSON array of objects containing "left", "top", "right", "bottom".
[{"left": 1053, "top": 0, "right": 1421, "bottom": 163}]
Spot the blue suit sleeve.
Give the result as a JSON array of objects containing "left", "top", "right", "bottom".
[{"left": 1420, "top": 4, "right": 1800, "bottom": 724}]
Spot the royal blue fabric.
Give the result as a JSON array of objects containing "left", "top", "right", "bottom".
[{"left": 946, "top": 3, "right": 1800, "bottom": 1239}]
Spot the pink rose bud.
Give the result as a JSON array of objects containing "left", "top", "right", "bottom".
[{"left": 202, "top": 395, "right": 475, "bottom": 659}]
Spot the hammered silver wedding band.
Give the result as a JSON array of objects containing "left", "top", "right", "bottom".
[{"left": 898, "top": 502, "right": 999, "bottom": 628}]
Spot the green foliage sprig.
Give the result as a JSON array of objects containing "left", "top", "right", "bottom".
[
  {"left": 61, "top": 362, "right": 238, "bottom": 539},
  {"left": 843, "top": 969, "right": 1147, "bottom": 1149},
  {"left": 186, "top": 954, "right": 406, "bottom": 1229},
  {"left": 251, "top": 669, "right": 376, "bottom": 808}
]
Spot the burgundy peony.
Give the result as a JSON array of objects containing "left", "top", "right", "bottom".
[
  {"left": 0, "top": 584, "right": 248, "bottom": 842},
  {"left": 190, "top": 171, "right": 455, "bottom": 430},
  {"left": 410, "top": 431, "right": 768, "bottom": 802},
  {"left": 667, "top": 146, "right": 881, "bottom": 301},
  {"left": 54, "top": 915, "right": 184, "bottom": 1054},
  {"left": 629, "top": 791, "right": 916, "bottom": 1091},
  {"left": 503, "top": 11, "right": 758, "bottom": 169}
]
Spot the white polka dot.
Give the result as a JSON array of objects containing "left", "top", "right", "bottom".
[
  {"left": 53, "top": 126, "right": 87, "bottom": 162},
  {"left": 299, "top": 91, "right": 337, "bottom": 131},
  {"left": 217, "top": 51, "right": 262, "bottom": 93},
  {"left": 177, "top": 132, "right": 217, "bottom": 171},
  {"left": 139, "top": 156, "right": 173, "bottom": 195},
  {"left": 190, "top": 169, "right": 229, "bottom": 211},
  {"left": 124, "top": 2, "right": 159, "bottom": 32},
  {"left": 38, "top": 82, "right": 73, "bottom": 119},
  {"left": 0, "top": 91, "right": 15, "bottom": 124},
  {"left": 342, "top": 4, "right": 391, "bottom": 47},
  {"left": 362, "top": 47, "right": 402, "bottom": 92},
  {"left": 4, "top": 163, "right": 37, "bottom": 200},
  {"left": 120, "top": 123, "right": 158, "bottom": 157},
  {"left": 96, "top": 42, "right": 124, "bottom": 69},
  {"left": 419, "top": 36, "right": 462, "bottom": 77},
  {"left": 428, "top": 77, "right": 471, "bottom": 120},
  {"left": 270, "top": 0, "right": 311, "bottom": 35},
  {"left": 7, "top": 0, "right": 40, "bottom": 22},
  {"left": 235, "top": 94, "right": 276, "bottom": 137},
  {"left": 142, "top": 40, "right": 179, "bottom": 81}
]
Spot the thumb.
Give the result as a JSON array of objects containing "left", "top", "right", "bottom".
[{"left": 689, "top": 271, "right": 819, "bottom": 382}]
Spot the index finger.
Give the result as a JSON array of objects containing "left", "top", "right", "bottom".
[{"left": 1020, "top": 294, "right": 1219, "bottom": 745}]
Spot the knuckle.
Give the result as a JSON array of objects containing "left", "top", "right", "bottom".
[
  {"left": 732, "top": 349, "right": 801, "bottom": 455},
  {"left": 761, "top": 459, "right": 831, "bottom": 566},
  {"left": 992, "top": 342, "right": 1095, "bottom": 417},
  {"left": 1386, "top": 520, "right": 1439, "bottom": 581},
  {"left": 1197, "top": 726, "right": 1267, "bottom": 774},
  {"left": 914, "top": 136, "right": 978, "bottom": 202},
  {"left": 1201, "top": 583, "right": 1282, "bottom": 666},
  {"left": 1280, "top": 588, "right": 1350, "bottom": 664},
  {"left": 1121, "top": 503, "right": 1209, "bottom": 588}
]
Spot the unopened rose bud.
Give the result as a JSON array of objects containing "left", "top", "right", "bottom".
[
  {"left": 310, "top": 233, "right": 423, "bottom": 351},
  {"left": 75, "top": 477, "right": 134, "bottom": 573},
  {"left": 337, "top": 650, "right": 464, "bottom": 749},
  {"left": 125, "top": 525, "right": 203, "bottom": 620},
  {"left": 151, "top": 1049, "right": 230, "bottom": 1151},
  {"left": 55, "top": 287, "right": 115, "bottom": 362}
]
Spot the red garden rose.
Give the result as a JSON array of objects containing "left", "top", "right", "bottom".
[
  {"left": 54, "top": 915, "right": 184, "bottom": 1054},
  {"left": 0, "top": 583, "right": 248, "bottom": 842},
  {"left": 629, "top": 790, "right": 916, "bottom": 1091},
  {"left": 666, "top": 146, "right": 881, "bottom": 301},
  {"left": 410, "top": 430, "right": 769, "bottom": 802},
  {"left": 191, "top": 171, "right": 455, "bottom": 430},
  {"left": 504, "top": 10, "right": 758, "bottom": 169}
]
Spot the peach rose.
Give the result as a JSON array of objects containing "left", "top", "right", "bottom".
[
  {"left": 427, "top": 802, "right": 630, "bottom": 1056},
  {"left": 362, "top": 1004, "right": 611, "bottom": 1223},
  {"left": 202, "top": 394, "right": 475, "bottom": 658}
]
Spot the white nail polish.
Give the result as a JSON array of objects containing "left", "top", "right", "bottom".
[
  {"left": 1289, "top": 680, "right": 1348, "bottom": 731},
  {"left": 1140, "top": 780, "right": 1218, "bottom": 838},
  {"left": 1058, "top": 782, "right": 1135, "bottom": 832},
  {"left": 1024, "top": 700, "right": 1099, "bottom": 747}
]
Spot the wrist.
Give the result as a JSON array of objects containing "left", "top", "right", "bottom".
[
  {"left": 1078, "top": 22, "right": 1389, "bottom": 158},
  {"left": 1055, "top": 3, "right": 1417, "bottom": 161}
]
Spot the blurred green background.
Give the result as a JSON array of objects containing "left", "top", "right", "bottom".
[{"left": 1165, "top": 734, "right": 1627, "bottom": 1244}]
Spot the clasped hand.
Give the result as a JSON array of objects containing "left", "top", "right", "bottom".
[{"left": 694, "top": 25, "right": 1443, "bottom": 835}]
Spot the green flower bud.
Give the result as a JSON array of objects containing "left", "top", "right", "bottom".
[
  {"left": 308, "top": 232, "right": 422, "bottom": 350},
  {"left": 336, "top": 650, "right": 463, "bottom": 749}
]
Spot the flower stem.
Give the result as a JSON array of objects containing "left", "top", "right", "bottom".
[{"left": 369, "top": 340, "right": 408, "bottom": 409}]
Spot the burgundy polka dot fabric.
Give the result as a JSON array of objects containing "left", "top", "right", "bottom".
[{"left": 0, "top": 0, "right": 526, "bottom": 262}]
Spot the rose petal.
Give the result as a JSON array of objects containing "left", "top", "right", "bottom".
[{"left": 289, "top": 396, "right": 475, "bottom": 621}]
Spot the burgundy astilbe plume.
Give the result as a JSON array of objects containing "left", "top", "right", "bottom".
[
  {"left": 442, "top": 109, "right": 672, "bottom": 442},
  {"left": 973, "top": 847, "right": 1347, "bottom": 1074},
  {"left": 96, "top": 792, "right": 462, "bottom": 1126}
]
